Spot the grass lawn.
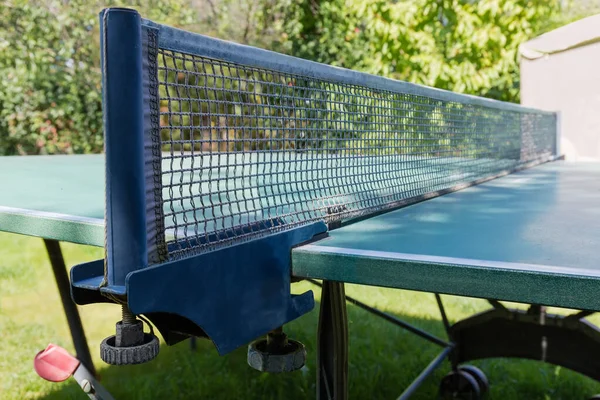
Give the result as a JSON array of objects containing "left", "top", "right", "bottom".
[{"left": 1, "top": 231, "right": 599, "bottom": 399}]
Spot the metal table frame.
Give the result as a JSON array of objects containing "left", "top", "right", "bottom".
[{"left": 43, "top": 239, "right": 95, "bottom": 376}]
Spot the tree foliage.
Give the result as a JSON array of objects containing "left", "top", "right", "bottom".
[
  {"left": 192, "top": 0, "right": 286, "bottom": 48},
  {"left": 0, "top": 0, "right": 193, "bottom": 155},
  {"left": 0, "top": 0, "right": 580, "bottom": 155},
  {"left": 275, "top": 0, "right": 565, "bottom": 102}
]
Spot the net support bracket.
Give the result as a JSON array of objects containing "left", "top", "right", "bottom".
[{"left": 71, "top": 221, "right": 327, "bottom": 355}]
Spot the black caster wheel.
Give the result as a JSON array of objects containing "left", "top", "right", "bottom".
[
  {"left": 439, "top": 370, "right": 482, "bottom": 400},
  {"left": 458, "top": 365, "right": 489, "bottom": 395}
]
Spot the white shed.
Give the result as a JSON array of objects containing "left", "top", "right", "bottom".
[{"left": 519, "top": 14, "right": 600, "bottom": 161}]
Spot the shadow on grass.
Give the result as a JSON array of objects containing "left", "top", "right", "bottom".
[{"left": 39, "top": 294, "right": 600, "bottom": 400}]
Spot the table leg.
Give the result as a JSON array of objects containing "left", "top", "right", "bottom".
[
  {"left": 43, "top": 239, "right": 96, "bottom": 377},
  {"left": 317, "top": 281, "right": 348, "bottom": 400}
]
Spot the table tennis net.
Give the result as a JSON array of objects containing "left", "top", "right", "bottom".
[{"left": 141, "top": 24, "right": 557, "bottom": 262}]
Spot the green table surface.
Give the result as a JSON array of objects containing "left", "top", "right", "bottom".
[
  {"left": 2, "top": 155, "right": 600, "bottom": 309},
  {"left": 292, "top": 161, "right": 600, "bottom": 310},
  {"left": 0, "top": 155, "right": 105, "bottom": 246},
  {"left": 0, "top": 153, "right": 531, "bottom": 246}
]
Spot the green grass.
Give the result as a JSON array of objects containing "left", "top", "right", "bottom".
[{"left": 1, "top": 231, "right": 599, "bottom": 399}]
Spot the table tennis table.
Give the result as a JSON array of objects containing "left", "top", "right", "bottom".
[
  {"left": 3, "top": 7, "right": 600, "bottom": 400},
  {"left": 3, "top": 154, "right": 600, "bottom": 398}
]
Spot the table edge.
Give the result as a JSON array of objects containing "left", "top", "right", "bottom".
[
  {"left": 0, "top": 206, "right": 104, "bottom": 247},
  {"left": 292, "top": 244, "right": 600, "bottom": 311}
]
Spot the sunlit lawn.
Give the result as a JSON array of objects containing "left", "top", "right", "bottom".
[{"left": 1, "top": 231, "right": 599, "bottom": 399}]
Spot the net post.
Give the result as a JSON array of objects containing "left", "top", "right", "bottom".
[
  {"left": 555, "top": 110, "right": 562, "bottom": 158},
  {"left": 100, "top": 7, "right": 148, "bottom": 287}
]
